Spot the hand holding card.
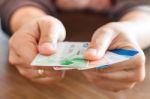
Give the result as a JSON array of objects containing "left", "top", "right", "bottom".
[{"left": 31, "top": 42, "right": 139, "bottom": 70}]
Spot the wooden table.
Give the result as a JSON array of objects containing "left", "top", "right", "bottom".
[{"left": 0, "top": 12, "right": 150, "bottom": 99}]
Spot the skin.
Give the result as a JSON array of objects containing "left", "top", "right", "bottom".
[
  {"left": 9, "top": 0, "right": 150, "bottom": 91},
  {"left": 56, "top": 0, "right": 111, "bottom": 11}
]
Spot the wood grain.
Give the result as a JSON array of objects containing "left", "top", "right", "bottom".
[{"left": 0, "top": 12, "right": 150, "bottom": 99}]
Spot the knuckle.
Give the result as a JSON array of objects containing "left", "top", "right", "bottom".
[
  {"left": 9, "top": 56, "right": 15, "bottom": 65},
  {"left": 8, "top": 54, "right": 19, "bottom": 65}
]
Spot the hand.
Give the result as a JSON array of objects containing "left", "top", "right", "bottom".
[
  {"left": 83, "top": 22, "right": 145, "bottom": 91},
  {"left": 9, "top": 16, "right": 66, "bottom": 84}
]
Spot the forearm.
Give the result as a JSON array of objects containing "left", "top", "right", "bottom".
[
  {"left": 120, "top": 11, "right": 150, "bottom": 49},
  {"left": 10, "top": 6, "right": 47, "bottom": 33}
]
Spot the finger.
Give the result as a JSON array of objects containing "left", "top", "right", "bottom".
[
  {"left": 83, "top": 72, "right": 136, "bottom": 91},
  {"left": 85, "top": 59, "right": 136, "bottom": 73},
  {"left": 94, "top": 77, "right": 136, "bottom": 91},
  {"left": 91, "top": 70, "right": 137, "bottom": 82},
  {"left": 85, "top": 50, "right": 144, "bottom": 73},
  {"left": 83, "top": 63, "right": 144, "bottom": 82},
  {"left": 31, "top": 76, "right": 63, "bottom": 84},
  {"left": 9, "top": 38, "right": 23, "bottom": 65},
  {"left": 17, "top": 41, "right": 38, "bottom": 66},
  {"left": 16, "top": 66, "right": 64, "bottom": 80},
  {"left": 85, "top": 28, "right": 116, "bottom": 61},
  {"left": 9, "top": 49, "right": 22, "bottom": 65},
  {"left": 37, "top": 17, "right": 66, "bottom": 55}
]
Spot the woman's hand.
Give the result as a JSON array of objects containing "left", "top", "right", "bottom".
[
  {"left": 83, "top": 22, "right": 145, "bottom": 91},
  {"left": 9, "top": 15, "right": 66, "bottom": 84}
]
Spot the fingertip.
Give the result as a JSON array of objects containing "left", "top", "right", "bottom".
[
  {"left": 38, "top": 43, "right": 57, "bottom": 55},
  {"left": 84, "top": 48, "right": 101, "bottom": 61}
]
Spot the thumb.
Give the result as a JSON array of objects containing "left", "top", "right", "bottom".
[
  {"left": 85, "top": 29, "right": 116, "bottom": 61},
  {"left": 37, "top": 17, "right": 66, "bottom": 55}
]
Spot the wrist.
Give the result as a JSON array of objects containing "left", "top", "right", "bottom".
[{"left": 10, "top": 6, "right": 47, "bottom": 33}]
